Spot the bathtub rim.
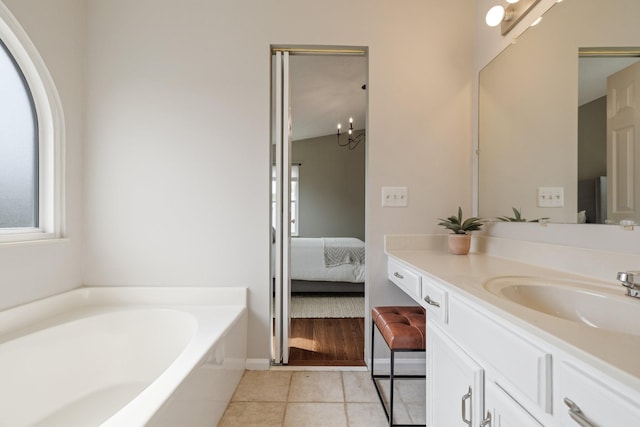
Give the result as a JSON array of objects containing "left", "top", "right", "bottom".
[{"left": 0, "top": 285, "right": 247, "bottom": 341}]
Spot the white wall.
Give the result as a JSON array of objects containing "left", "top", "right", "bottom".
[
  {"left": 0, "top": 0, "right": 84, "bottom": 310},
  {"left": 293, "top": 132, "right": 365, "bottom": 240},
  {"left": 84, "top": 0, "right": 476, "bottom": 362}
]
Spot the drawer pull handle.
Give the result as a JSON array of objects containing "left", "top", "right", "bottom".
[
  {"left": 480, "top": 411, "right": 492, "bottom": 427},
  {"left": 564, "top": 398, "right": 597, "bottom": 427},
  {"left": 394, "top": 272, "right": 404, "bottom": 279},
  {"left": 461, "top": 386, "right": 472, "bottom": 427},
  {"left": 424, "top": 295, "right": 441, "bottom": 307}
]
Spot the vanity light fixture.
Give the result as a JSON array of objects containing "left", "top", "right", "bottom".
[
  {"left": 485, "top": 0, "right": 542, "bottom": 35},
  {"left": 336, "top": 117, "right": 365, "bottom": 150},
  {"left": 530, "top": 16, "right": 543, "bottom": 27}
]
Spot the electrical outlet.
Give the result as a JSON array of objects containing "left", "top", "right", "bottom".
[
  {"left": 382, "top": 186, "right": 408, "bottom": 207},
  {"left": 537, "top": 187, "right": 564, "bottom": 207}
]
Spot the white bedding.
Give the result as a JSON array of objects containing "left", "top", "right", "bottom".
[{"left": 290, "top": 237, "right": 365, "bottom": 283}]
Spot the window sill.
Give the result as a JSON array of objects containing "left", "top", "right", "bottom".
[{"left": 0, "top": 229, "right": 65, "bottom": 245}]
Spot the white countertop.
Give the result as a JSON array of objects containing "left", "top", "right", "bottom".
[{"left": 385, "top": 236, "right": 640, "bottom": 392}]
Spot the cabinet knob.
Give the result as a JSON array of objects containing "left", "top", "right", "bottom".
[
  {"left": 394, "top": 272, "right": 404, "bottom": 279},
  {"left": 564, "top": 398, "right": 597, "bottom": 427}
]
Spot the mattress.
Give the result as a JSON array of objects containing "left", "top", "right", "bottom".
[{"left": 290, "top": 237, "right": 365, "bottom": 283}]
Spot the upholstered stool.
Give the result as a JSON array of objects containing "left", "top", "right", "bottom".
[{"left": 371, "top": 306, "right": 426, "bottom": 427}]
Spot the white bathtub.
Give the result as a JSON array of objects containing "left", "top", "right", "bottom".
[{"left": 0, "top": 287, "right": 247, "bottom": 427}]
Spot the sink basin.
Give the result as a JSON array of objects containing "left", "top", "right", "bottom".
[{"left": 484, "top": 276, "right": 640, "bottom": 336}]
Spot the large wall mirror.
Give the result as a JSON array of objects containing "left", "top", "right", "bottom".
[{"left": 479, "top": 0, "right": 640, "bottom": 225}]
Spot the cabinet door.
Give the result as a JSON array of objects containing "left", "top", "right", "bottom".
[
  {"left": 427, "top": 323, "right": 484, "bottom": 427},
  {"left": 448, "top": 297, "right": 552, "bottom": 414},
  {"left": 484, "top": 381, "right": 543, "bottom": 427}
]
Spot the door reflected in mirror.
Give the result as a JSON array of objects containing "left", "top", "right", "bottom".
[{"left": 579, "top": 52, "right": 640, "bottom": 224}]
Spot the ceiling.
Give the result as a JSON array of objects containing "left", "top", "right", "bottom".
[
  {"left": 288, "top": 54, "right": 636, "bottom": 138},
  {"left": 289, "top": 55, "right": 367, "bottom": 141},
  {"left": 287, "top": 54, "right": 634, "bottom": 137},
  {"left": 288, "top": 54, "right": 637, "bottom": 137},
  {"left": 579, "top": 56, "right": 640, "bottom": 106}
]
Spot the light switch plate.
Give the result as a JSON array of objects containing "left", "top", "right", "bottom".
[
  {"left": 382, "top": 186, "right": 408, "bottom": 207},
  {"left": 537, "top": 187, "right": 564, "bottom": 207}
]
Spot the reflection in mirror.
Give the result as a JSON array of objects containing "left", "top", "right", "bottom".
[
  {"left": 578, "top": 51, "right": 640, "bottom": 224},
  {"left": 478, "top": 0, "right": 640, "bottom": 225}
]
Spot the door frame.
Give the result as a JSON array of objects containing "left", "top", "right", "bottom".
[{"left": 270, "top": 45, "right": 368, "bottom": 366}]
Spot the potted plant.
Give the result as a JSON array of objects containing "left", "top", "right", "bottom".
[
  {"left": 438, "top": 207, "right": 483, "bottom": 255},
  {"left": 498, "top": 207, "right": 549, "bottom": 223}
]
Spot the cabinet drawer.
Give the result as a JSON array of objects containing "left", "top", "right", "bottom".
[
  {"left": 421, "top": 275, "right": 448, "bottom": 324},
  {"left": 387, "top": 258, "right": 421, "bottom": 300},
  {"left": 449, "top": 297, "right": 552, "bottom": 414},
  {"left": 557, "top": 362, "right": 640, "bottom": 427}
]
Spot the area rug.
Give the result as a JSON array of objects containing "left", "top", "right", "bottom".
[{"left": 290, "top": 295, "right": 364, "bottom": 318}]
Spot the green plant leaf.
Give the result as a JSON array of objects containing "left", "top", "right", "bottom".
[{"left": 438, "top": 207, "right": 483, "bottom": 234}]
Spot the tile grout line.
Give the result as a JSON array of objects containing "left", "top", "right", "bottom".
[
  {"left": 282, "top": 371, "right": 295, "bottom": 426},
  {"left": 341, "top": 371, "right": 350, "bottom": 427}
]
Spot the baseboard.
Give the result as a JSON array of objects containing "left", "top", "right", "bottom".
[
  {"left": 244, "top": 357, "right": 425, "bottom": 373},
  {"left": 245, "top": 358, "right": 270, "bottom": 370}
]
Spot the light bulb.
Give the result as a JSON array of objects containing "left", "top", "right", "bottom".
[
  {"left": 349, "top": 117, "right": 353, "bottom": 123},
  {"left": 485, "top": 5, "right": 505, "bottom": 27},
  {"left": 337, "top": 123, "right": 341, "bottom": 130}
]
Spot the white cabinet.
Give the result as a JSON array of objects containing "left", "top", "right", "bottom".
[
  {"left": 427, "top": 299, "right": 547, "bottom": 427},
  {"left": 448, "top": 297, "right": 552, "bottom": 414},
  {"left": 485, "top": 381, "right": 543, "bottom": 427},
  {"left": 427, "top": 323, "right": 484, "bottom": 427},
  {"left": 386, "top": 254, "right": 640, "bottom": 427},
  {"left": 556, "top": 362, "right": 640, "bottom": 427}
]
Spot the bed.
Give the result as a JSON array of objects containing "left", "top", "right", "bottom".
[{"left": 273, "top": 237, "right": 365, "bottom": 293}]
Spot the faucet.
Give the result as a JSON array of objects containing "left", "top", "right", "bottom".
[{"left": 617, "top": 271, "right": 640, "bottom": 298}]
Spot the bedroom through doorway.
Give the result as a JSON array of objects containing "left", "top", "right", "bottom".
[{"left": 271, "top": 47, "right": 367, "bottom": 367}]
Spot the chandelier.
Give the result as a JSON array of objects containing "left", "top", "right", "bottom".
[{"left": 336, "top": 117, "right": 365, "bottom": 150}]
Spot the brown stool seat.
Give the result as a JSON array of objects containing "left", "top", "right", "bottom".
[
  {"left": 371, "top": 306, "right": 426, "bottom": 427},
  {"left": 371, "top": 306, "right": 426, "bottom": 350}
]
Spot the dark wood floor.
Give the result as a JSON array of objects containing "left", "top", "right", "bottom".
[{"left": 288, "top": 318, "right": 366, "bottom": 366}]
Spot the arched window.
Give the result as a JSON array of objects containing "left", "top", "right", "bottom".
[
  {"left": 0, "top": 39, "right": 38, "bottom": 229},
  {"left": 0, "top": 3, "right": 64, "bottom": 242}
]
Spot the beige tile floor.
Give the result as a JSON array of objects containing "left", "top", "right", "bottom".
[{"left": 218, "top": 370, "right": 425, "bottom": 427}]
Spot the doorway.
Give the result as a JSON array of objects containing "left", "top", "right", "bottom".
[{"left": 271, "top": 47, "right": 368, "bottom": 367}]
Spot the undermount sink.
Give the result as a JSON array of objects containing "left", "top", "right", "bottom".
[{"left": 484, "top": 276, "right": 640, "bottom": 336}]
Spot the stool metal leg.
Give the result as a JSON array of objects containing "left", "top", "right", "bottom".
[
  {"left": 389, "top": 349, "right": 395, "bottom": 427},
  {"left": 371, "top": 318, "right": 375, "bottom": 381},
  {"left": 371, "top": 317, "right": 427, "bottom": 427}
]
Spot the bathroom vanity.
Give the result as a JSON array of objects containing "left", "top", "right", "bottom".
[{"left": 385, "top": 235, "right": 640, "bottom": 427}]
